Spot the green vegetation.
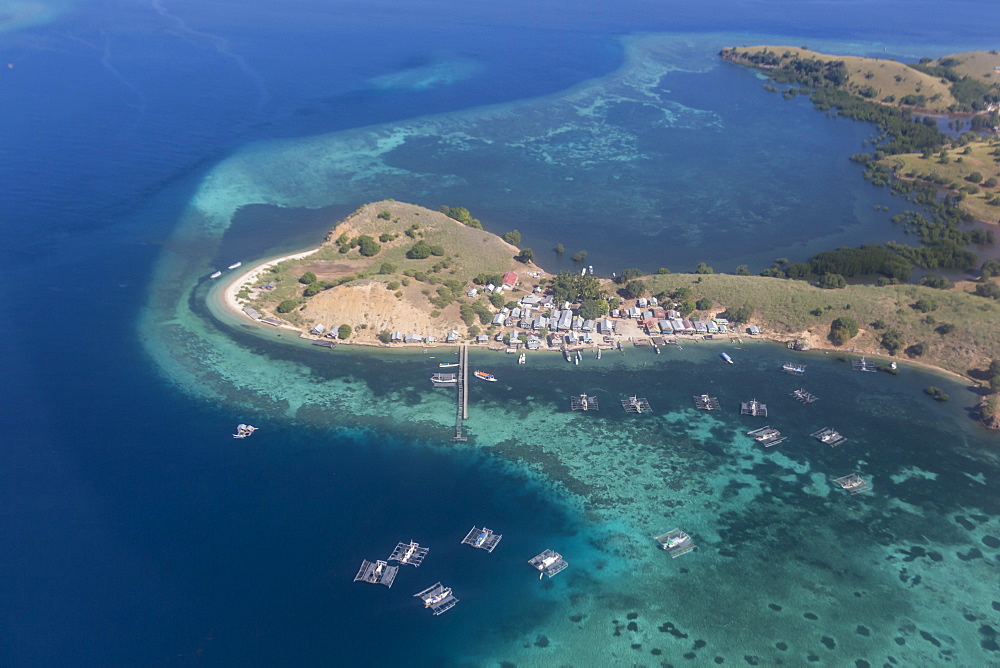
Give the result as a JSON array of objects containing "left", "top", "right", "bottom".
[
  {"left": 818, "top": 273, "right": 847, "bottom": 289},
  {"left": 338, "top": 324, "right": 352, "bottom": 340},
  {"left": 617, "top": 268, "right": 643, "bottom": 285},
  {"left": 439, "top": 205, "right": 482, "bottom": 229},
  {"left": 695, "top": 297, "right": 713, "bottom": 311},
  {"left": 912, "top": 298, "right": 938, "bottom": 313},
  {"left": 554, "top": 243, "right": 565, "bottom": 254},
  {"left": 572, "top": 250, "right": 588, "bottom": 263},
  {"left": 881, "top": 328, "right": 905, "bottom": 355},
  {"left": 357, "top": 235, "right": 381, "bottom": 257},
  {"left": 623, "top": 280, "right": 646, "bottom": 299},
  {"left": 299, "top": 271, "right": 317, "bottom": 285},
  {"left": 550, "top": 270, "right": 603, "bottom": 304},
  {"left": 277, "top": 299, "right": 298, "bottom": 313},
  {"left": 829, "top": 316, "right": 859, "bottom": 345},
  {"left": 924, "top": 386, "right": 949, "bottom": 401},
  {"left": 516, "top": 248, "right": 534, "bottom": 263},
  {"left": 501, "top": 230, "right": 521, "bottom": 245},
  {"left": 377, "top": 210, "right": 392, "bottom": 220},
  {"left": 579, "top": 298, "right": 609, "bottom": 320}
]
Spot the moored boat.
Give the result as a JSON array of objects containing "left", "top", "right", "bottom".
[
  {"left": 227, "top": 261, "right": 242, "bottom": 270},
  {"left": 474, "top": 370, "right": 497, "bottom": 382},
  {"left": 438, "top": 362, "right": 459, "bottom": 368},
  {"left": 209, "top": 270, "right": 222, "bottom": 279},
  {"left": 720, "top": 352, "right": 733, "bottom": 364}
]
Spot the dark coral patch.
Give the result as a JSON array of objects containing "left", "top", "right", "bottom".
[
  {"left": 627, "top": 622, "right": 638, "bottom": 632},
  {"left": 744, "top": 656, "right": 760, "bottom": 665},
  {"left": 855, "top": 660, "right": 870, "bottom": 668},
  {"left": 569, "top": 614, "right": 583, "bottom": 623},
  {"left": 683, "top": 652, "right": 696, "bottom": 659},
  {"left": 856, "top": 625, "right": 870, "bottom": 636},
  {"left": 533, "top": 635, "right": 550, "bottom": 648},
  {"left": 768, "top": 603, "right": 782, "bottom": 611},
  {"left": 651, "top": 648, "right": 662, "bottom": 656},
  {"left": 714, "top": 657, "right": 724, "bottom": 664},
  {"left": 982, "top": 535, "right": 1000, "bottom": 549},
  {"left": 803, "top": 612, "right": 819, "bottom": 620},
  {"left": 918, "top": 630, "right": 941, "bottom": 647},
  {"left": 957, "top": 548, "right": 983, "bottom": 561},
  {"left": 627, "top": 612, "right": 639, "bottom": 620},
  {"left": 631, "top": 643, "right": 641, "bottom": 650},
  {"left": 807, "top": 654, "right": 820, "bottom": 662},
  {"left": 694, "top": 639, "right": 707, "bottom": 650},
  {"left": 894, "top": 637, "right": 906, "bottom": 646},
  {"left": 775, "top": 642, "right": 788, "bottom": 651},
  {"left": 821, "top": 636, "right": 836, "bottom": 650}
]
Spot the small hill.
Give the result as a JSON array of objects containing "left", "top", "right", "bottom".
[
  {"left": 721, "top": 45, "right": 958, "bottom": 111},
  {"left": 238, "top": 201, "right": 545, "bottom": 342}
]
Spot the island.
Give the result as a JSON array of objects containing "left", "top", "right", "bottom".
[{"left": 222, "top": 200, "right": 1000, "bottom": 430}]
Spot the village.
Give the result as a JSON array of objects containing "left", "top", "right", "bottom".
[{"left": 237, "top": 268, "right": 758, "bottom": 353}]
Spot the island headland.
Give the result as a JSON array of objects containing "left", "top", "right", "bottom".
[{"left": 222, "top": 200, "right": 1000, "bottom": 429}]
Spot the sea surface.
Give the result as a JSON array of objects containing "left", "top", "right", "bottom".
[{"left": 2, "top": 1, "right": 998, "bottom": 666}]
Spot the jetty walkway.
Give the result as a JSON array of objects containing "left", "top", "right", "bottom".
[{"left": 454, "top": 345, "right": 469, "bottom": 441}]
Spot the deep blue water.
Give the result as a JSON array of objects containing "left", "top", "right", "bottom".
[{"left": 2, "top": 1, "right": 999, "bottom": 665}]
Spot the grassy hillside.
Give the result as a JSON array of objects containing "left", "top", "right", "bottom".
[
  {"left": 882, "top": 137, "right": 1000, "bottom": 224},
  {"left": 930, "top": 50, "right": 1000, "bottom": 82},
  {"left": 643, "top": 273, "right": 1000, "bottom": 377},
  {"left": 722, "top": 45, "right": 958, "bottom": 111},
  {"left": 241, "top": 201, "right": 540, "bottom": 336}
]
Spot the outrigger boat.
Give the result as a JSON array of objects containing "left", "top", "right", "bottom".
[
  {"left": 474, "top": 370, "right": 498, "bottom": 382},
  {"left": 233, "top": 424, "right": 258, "bottom": 439}
]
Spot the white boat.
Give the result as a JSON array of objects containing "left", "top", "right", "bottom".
[
  {"left": 228, "top": 261, "right": 242, "bottom": 270},
  {"left": 209, "top": 270, "right": 222, "bottom": 279},
  {"left": 438, "top": 362, "right": 459, "bottom": 368},
  {"left": 518, "top": 353, "right": 526, "bottom": 365},
  {"left": 596, "top": 348, "right": 601, "bottom": 359},
  {"left": 720, "top": 352, "right": 733, "bottom": 364},
  {"left": 233, "top": 424, "right": 257, "bottom": 439},
  {"left": 474, "top": 370, "right": 497, "bottom": 382}
]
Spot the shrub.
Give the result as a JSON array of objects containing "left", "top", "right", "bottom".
[
  {"left": 623, "top": 280, "right": 646, "bottom": 299},
  {"left": 881, "top": 328, "right": 905, "bottom": 355},
  {"left": 572, "top": 250, "right": 588, "bottom": 262},
  {"left": 936, "top": 323, "right": 955, "bottom": 334},
  {"left": 818, "top": 273, "right": 847, "bottom": 289},
  {"left": 501, "top": 230, "right": 521, "bottom": 245},
  {"left": 966, "top": 171, "right": 983, "bottom": 183},
  {"left": 357, "top": 235, "right": 381, "bottom": 257},
  {"left": 303, "top": 282, "right": 324, "bottom": 297},
  {"left": 338, "top": 324, "right": 352, "bottom": 339},
  {"left": 377, "top": 330, "right": 391, "bottom": 343},
  {"left": 907, "top": 342, "right": 927, "bottom": 357},
  {"left": 299, "top": 271, "right": 317, "bottom": 285},
  {"left": 694, "top": 262, "right": 714, "bottom": 274},
  {"left": 489, "top": 293, "right": 505, "bottom": 308},
  {"left": 695, "top": 297, "right": 713, "bottom": 311},
  {"left": 723, "top": 305, "right": 753, "bottom": 323},
  {"left": 406, "top": 241, "right": 433, "bottom": 259},
  {"left": 924, "top": 386, "right": 949, "bottom": 401},
  {"left": 378, "top": 262, "right": 397, "bottom": 275},
  {"left": 377, "top": 210, "right": 392, "bottom": 220},
  {"left": 974, "top": 281, "right": 1000, "bottom": 300},
  {"left": 277, "top": 299, "right": 298, "bottom": 313},
  {"left": 829, "top": 316, "right": 859, "bottom": 345},
  {"left": 912, "top": 298, "right": 938, "bottom": 312},
  {"left": 386, "top": 281, "right": 400, "bottom": 290},
  {"left": 516, "top": 248, "right": 535, "bottom": 263}
]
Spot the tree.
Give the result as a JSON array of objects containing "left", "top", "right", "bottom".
[
  {"left": 502, "top": 230, "right": 521, "bottom": 245},
  {"left": 912, "top": 298, "right": 937, "bottom": 312},
  {"left": 277, "top": 299, "right": 298, "bottom": 313},
  {"left": 299, "top": 271, "right": 317, "bottom": 285},
  {"left": 722, "top": 305, "right": 752, "bottom": 323},
  {"left": 377, "top": 210, "right": 392, "bottom": 220},
  {"left": 377, "top": 330, "right": 391, "bottom": 343},
  {"left": 984, "top": 177, "right": 998, "bottom": 188},
  {"left": 489, "top": 292, "right": 505, "bottom": 308},
  {"left": 818, "top": 273, "right": 846, "bottom": 289},
  {"left": 881, "top": 328, "right": 905, "bottom": 355},
  {"left": 966, "top": 171, "right": 983, "bottom": 183},
  {"left": 695, "top": 297, "right": 713, "bottom": 311},
  {"left": 378, "top": 262, "right": 397, "bottom": 274},
  {"left": 571, "top": 250, "right": 588, "bottom": 263},
  {"left": 579, "top": 298, "right": 609, "bottom": 320},
  {"left": 623, "top": 280, "right": 646, "bottom": 299},
  {"left": 516, "top": 248, "right": 535, "bottom": 263},
  {"left": 338, "top": 324, "right": 352, "bottom": 340},
  {"left": 906, "top": 342, "right": 927, "bottom": 357},
  {"left": 829, "top": 316, "right": 858, "bottom": 345},
  {"left": 554, "top": 243, "right": 565, "bottom": 254},
  {"left": 617, "top": 268, "right": 643, "bottom": 284},
  {"left": 657, "top": 267, "right": 671, "bottom": 274},
  {"left": 303, "top": 282, "right": 325, "bottom": 297},
  {"left": 974, "top": 281, "right": 1000, "bottom": 300},
  {"left": 406, "top": 241, "right": 432, "bottom": 259},
  {"left": 980, "top": 259, "right": 1000, "bottom": 279},
  {"left": 357, "top": 235, "right": 381, "bottom": 257},
  {"left": 736, "top": 264, "right": 750, "bottom": 276},
  {"left": 694, "top": 262, "right": 714, "bottom": 274}
]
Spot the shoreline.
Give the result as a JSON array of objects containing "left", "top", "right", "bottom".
[{"left": 219, "top": 253, "right": 979, "bottom": 389}]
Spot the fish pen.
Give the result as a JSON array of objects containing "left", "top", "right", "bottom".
[
  {"left": 693, "top": 394, "right": 721, "bottom": 410},
  {"left": 782, "top": 361, "right": 805, "bottom": 375},
  {"left": 528, "top": 549, "right": 568, "bottom": 578},
  {"left": 654, "top": 529, "right": 696, "bottom": 558},
  {"left": 461, "top": 526, "right": 503, "bottom": 552},
  {"left": 621, "top": 395, "right": 652, "bottom": 413},
  {"left": 747, "top": 426, "right": 786, "bottom": 447},
  {"left": 414, "top": 582, "right": 458, "bottom": 615},
  {"left": 571, "top": 394, "right": 599, "bottom": 411},
  {"left": 811, "top": 427, "right": 847, "bottom": 447},
  {"left": 791, "top": 388, "right": 818, "bottom": 404},
  {"left": 353, "top": 559, "right": 398, "bottom": 588},
  {"left": 389, "top": 540, "right": 429, "bottom": 566},
  {"left": 833, "top": 473, "right": 872, "bottom": 495},
  {"left": 740, "top": 399, "right": 767, "bottom": 416},
  {"left": 852, "top": 357, "right": 878, "bottom": 372}
]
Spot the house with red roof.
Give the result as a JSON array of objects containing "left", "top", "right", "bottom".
[{"left": 501, "top": 271, "right": 518, "bottom": 288}]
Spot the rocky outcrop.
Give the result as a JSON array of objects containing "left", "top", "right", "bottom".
[{"left": 977, "top": 395, "right": 1000, "bottom": 431}]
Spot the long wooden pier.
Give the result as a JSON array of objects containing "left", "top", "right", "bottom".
[{"left": 454, "top": 345, "right": 469, "bottom": 441}]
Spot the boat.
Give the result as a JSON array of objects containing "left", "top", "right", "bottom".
[
  {"left": 227, "top": 261, "right": 242, "bottom": 270},
  {"left": 720, "top": 352, "right": 733, "bottom": 364},
  {"left": 518, "top": 353, "right": 526, "bottom": 365},
  {"left": 782, "top": 362, "right": 805, "bottom": 375},
  {"left": 425, "top": 587, "right": 452, "bottom": 607},
  {"left": 474, "top": 370, "right": 497, "bottom": 382},
  {"left": 576, "top": 350, "right": 582, "bottom": 362},
  {"left": 438, "top": 362, "right": 459, "bottom": 368},
  {"left": 209, "top": 270, "right": 222, "bottom": 279},
  {"left": 596, "top": 348, "right": 602, "bottom": 359},
  {"left": 233, "top": 424, "right": 257, "bottom": 439},
  {"left": 654, "top": 346, "right": 660, "bottom": 354},
  {"left": 564, "top": 349, "right": 572, "bottom": 362}
]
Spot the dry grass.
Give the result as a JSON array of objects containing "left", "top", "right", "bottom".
[
  {"left": 727, "top": 45, "right": 958, "bottom": 111},
  {"left": 936, "top": 50, "right": 1000, "bottom": 81},
  {"left": 882, "top": 138, "right": 1000, "bottom": 224},
  {"left": 645, "top": 273, "right": 1000, "bottom": 377}
]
